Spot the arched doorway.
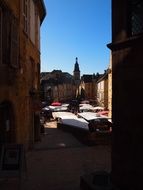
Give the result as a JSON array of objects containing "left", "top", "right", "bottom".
[{"left": 0, "top": 101, "right": 16, "bottom": 144}]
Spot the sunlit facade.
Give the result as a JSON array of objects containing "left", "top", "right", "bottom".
[{"left": 0, "top": 0, "right": 46, "bottom": 149}]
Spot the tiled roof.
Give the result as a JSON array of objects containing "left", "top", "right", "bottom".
[
  {"left": 81, "top": 73, "right": 103, "bottom": 83},
  {"left": 40, "top": 71, "right": 74, "bottom": 85}
]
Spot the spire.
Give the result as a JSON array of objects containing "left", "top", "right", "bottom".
[
  {"left": 74, "top": 57, "right": 80, "bottom": 72},
  {"left": 73, "top": 57, "right": 80, "bottom": 81}
]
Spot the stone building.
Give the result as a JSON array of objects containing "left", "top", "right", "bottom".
[
  {"left": 40, "top": 70, "right": 76, "bottom": 103},
  {"left": 108, "top": 0, "right": 143, "bottom": 189},
  {"left": 96, "top": 70, "right": 109, "bottom": 108},
  {"left": 80, "top": 73, "right": 100, "bottom": 102},
  {"left": 0, "top": 0, "right": 46, "bottom": 149},
  {"left": 108, "top": 54, "right": 112, "bottom": 118}
]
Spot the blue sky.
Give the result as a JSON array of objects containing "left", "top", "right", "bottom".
[{"left": 41, "top": 0, "right": 111, "bottom": 76}]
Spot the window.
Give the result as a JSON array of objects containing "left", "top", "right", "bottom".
[
  {"left": 23, "top": 0, "right": 29, "bottom": 34},
  {"left": 0, "top": 3, "right": 19, "bottom": 68},
  {"left": 37, "top": 15, "right": 40, "bottom": 50},
  {"left": 30, "top": 0, "right": 35, "bottom": 44},
  {"left": 23, "top": 0, "right": 39, "bottom": 48},
  {"left": 10, "top": 16, "right": 19, "bottom": 68},
  {"left": 130, "top": 0, "right": 143, "bottom": 35},
  {"left": 1, "top": 4, "right": 11, "bottom": 65}
]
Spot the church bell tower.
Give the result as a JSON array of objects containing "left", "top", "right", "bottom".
[{"left": 73, "top": 57, "right": 80, "bottom": 81}]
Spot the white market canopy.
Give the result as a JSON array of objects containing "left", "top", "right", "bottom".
[
  {"left": 78, "top": 112, "right": 109, "bottom": 121},
  {"left": 79, "top": 104, "right": 94, "bottom": 111},
  {"left": 53, "top": 111, "right": 89, "bottom": 131},
  {"left": 59, "top": 117, "right": 89, "bottom": 131},
  {"left": 52, "top": 111, "right": 77, "bottom": 119},
  {"left": 78, "top": 112, "right": 100, "bottom": 121},
  {"left": 92, "top": 106, "right": 104, "bottom": 111}
]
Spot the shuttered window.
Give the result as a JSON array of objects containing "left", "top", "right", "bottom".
[
  {"left": 30, "top": 0, "right": 35, "bottom": 44},
  {"left": 10, "top": 16, "right": 19, "bottom": 68},
  {"left": 2, "top": 5, "right": 11, "bottom": 65},
  {"left": 0, "top": 3, "right": 19, "bottom": 68},
  {"left": 37, "top": 15, "right": 40, "bottom": 50},
  {"left": 23, "top": 0, "right": 29, "bottom": 34}
]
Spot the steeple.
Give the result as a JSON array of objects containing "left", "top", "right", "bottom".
[
  {"left": 74, "top": 57, "right": 80, "bottom": 72},
  {"left": 73, "top": 57, "right": 80, "bottom": 81}
]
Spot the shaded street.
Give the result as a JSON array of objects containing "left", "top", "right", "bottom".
[
  {"left": 0, "top": 120, "right": 111, "bottom": 190},
  {"left": 22, "top": 120, "right": 111, "bottom": 190}
]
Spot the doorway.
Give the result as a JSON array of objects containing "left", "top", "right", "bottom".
[{"left": 0, "top": 101, "right": 16, "bottom": 144}]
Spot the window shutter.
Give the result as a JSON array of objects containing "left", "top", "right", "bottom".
[
  {"left": 10, "top": 16, "right": 19, "bottom": 68},
  {"left": 2, "top": 7, "right": 11, "bottom": 65},
  {"left": 23, "top": 0, "right": 30, "bottom": 35}
]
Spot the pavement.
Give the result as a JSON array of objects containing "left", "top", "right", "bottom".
[{"left": 0, "top": 120, "right": 111, "bottom": 190}]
